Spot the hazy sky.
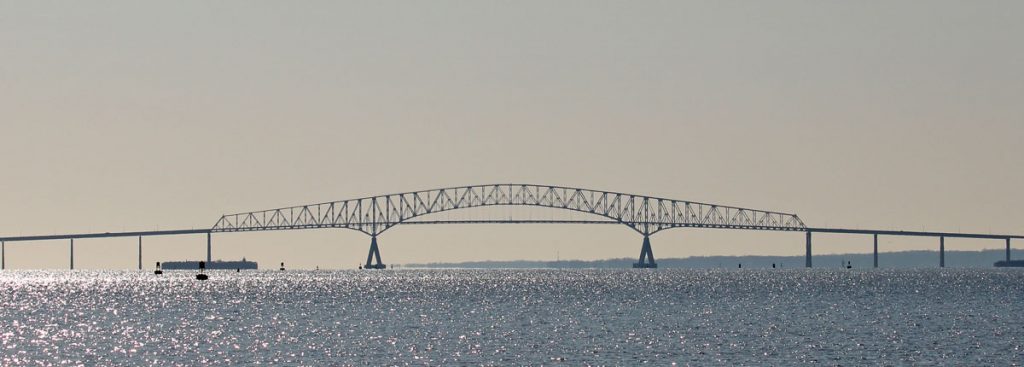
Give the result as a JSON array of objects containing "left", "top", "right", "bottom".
[{"left": 2, "top": 1, "right": 1022, "bottom": 269}]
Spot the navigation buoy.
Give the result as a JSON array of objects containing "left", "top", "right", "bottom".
[
  {"left": 196, "top": 261, "right": 208, "bottom": 280},
  {"left": 738, "top": 263, "right": 742, "bottom": 269},
  {"left": 846, "top": 261, "right": 852, "bottom": 269},
  {"left": 154, "top": 261, "right": 163, "bottom": 275},
  {"left": 772, "top": 263, "right": 776, "bottom": 269},
  {"left": 279, "top": 262, "right": 285, "bottom": 271}
]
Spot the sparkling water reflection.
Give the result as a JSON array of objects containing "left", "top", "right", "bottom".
[{"left": 1, "top": 269, "right": 1022, "bottom": 365}]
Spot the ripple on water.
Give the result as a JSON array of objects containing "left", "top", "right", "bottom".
[{"left": 1, "top": 269, "right": 1023, "bottom": 365}]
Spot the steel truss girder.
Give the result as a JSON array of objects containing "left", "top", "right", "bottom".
[{"left": 210, "top": 184, "right": 807, "bottom": 236}]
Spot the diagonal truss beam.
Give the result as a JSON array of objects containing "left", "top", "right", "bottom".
[{"left": 211, "top": 184, "right": 807, "bottom": 236}]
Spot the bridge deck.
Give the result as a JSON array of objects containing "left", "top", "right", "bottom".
[
  {"left": 804, "top": 228, "right": 1023, "bottom": 240},
  {"left": 1, "top": 223, "right": 1020, "bottom": 242},
  {"left": 0, "top": 229, "right": 211, "bottom": 242}
]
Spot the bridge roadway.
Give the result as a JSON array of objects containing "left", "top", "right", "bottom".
[{"left": 0, "top": 183, "right": 1020, "bottom": 270}]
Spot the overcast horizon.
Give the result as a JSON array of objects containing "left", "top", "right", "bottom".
[{"left": 2, "top": 1, "right": 1022, "bottom": 269}]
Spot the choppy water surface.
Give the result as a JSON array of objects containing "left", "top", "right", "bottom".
[{"left": 1, "top": 269, "right": 1022, "bottom": 365}]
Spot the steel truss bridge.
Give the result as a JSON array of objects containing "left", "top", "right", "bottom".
[{"left": 1, "top": 183, "right": 1021, "bottom": 270}]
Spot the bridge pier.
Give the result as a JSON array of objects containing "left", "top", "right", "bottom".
[
  {"left": 805, "top": 231, "right": 812, "bottom": 268},
  {"left": 364, "top": 235, "right": 386, "bottom": 269},
  {"left": 632, "top": 235, "right": 657, "bottom": 268},
  {"left": 70, "top": 239, "right": 74, "bottom": 270},
  {"left": 873, "top": 234, "right": 878, "bottom": 268},
  {"left": 138, "top": 236, "right": 143, "bottom": 270},
  {"left": 1, "top": 241, "right": 5, "bottom": 270},
  {"left": 206, "top": 233, "right": 212, "bottom": 263},
  {"left": 939, "top": 236, "right": 945, "bottom": 268},
  {"left": 1007, "top": 238, "right": 1012, "bottom": 262}
]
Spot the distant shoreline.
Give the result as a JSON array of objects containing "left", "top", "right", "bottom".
[{"left": 402, "top": 249, "right": 1022, "bottom": 269}]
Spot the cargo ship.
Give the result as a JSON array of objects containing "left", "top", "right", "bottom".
[{"left": 159, "top": 258, "right": 258, "bottom": 270}]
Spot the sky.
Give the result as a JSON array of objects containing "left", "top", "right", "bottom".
[{"left": 1, "top": 1, "right": 1022, "bottom": 269}]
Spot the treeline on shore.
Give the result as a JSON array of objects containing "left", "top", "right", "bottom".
[{"left": 403, "top": 249, "right": 1024, "bottom": 269}]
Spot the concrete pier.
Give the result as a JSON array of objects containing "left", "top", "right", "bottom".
[
  {"left": 1007, "top": 238, "right": 1012, "bottom": 262},
  {"left": 805, "top": 232, "right": 812, "bottom": 268},
  {"left": 873, "top": 234, "right": 878, "bottom": 268},
  {"left": 939, "top": 236, "right": 945, "bottom": 268},
  {"left": 364, "top": 235, "right": 385, "bottom": 269},
  {"left": 138, "top": 236, "right": 143, "bottom": 270},
  {"left": 70, "top": 239, "right": 74, "bottom": 270},
  {"left": 632, "top": 235, "right": 657, "bottom": 268}
]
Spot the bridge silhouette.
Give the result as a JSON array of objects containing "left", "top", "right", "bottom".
[{"left": 1, "top": 184, "right": 1021, "bottom": 270}]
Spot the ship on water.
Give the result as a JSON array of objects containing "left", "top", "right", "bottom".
[{"left": 160, "top": 258, "right": 258, "bottom": 270}]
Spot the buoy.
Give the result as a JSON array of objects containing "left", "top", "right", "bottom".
[
  {"left": 846, "top": 261, "right": 852, "bottom": 269},
  {"left": 196, "top": 261, "right": 208, "bottom": 280},
  {"left": 772, "top": 263, "right": 776, "bottom": 268},
  {"left": 279, "top": 262, "right": 285, "bottom": 271},
  {"left": 738, "top": 263, "right": 742, "bottom": 268},
  {"left": 154, "top": 261, "right": 163, "bottom": 275}
]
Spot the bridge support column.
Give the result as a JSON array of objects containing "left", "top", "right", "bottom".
[
  {"left": 206, "top": 233, "right": 212, "bottom": 263},
  {"left": 805, "top": 232, "right": 812, "bottom": 268},
  {"left": 70, "top": 239, "right": 74, "bottom": 270},
  {"left": 632, "top": 235, "right": 657, "bottom": 268},
  {"left": 873, "top": 234, "right": 878, "bottom": 268},
  {"left": 138, "top": 236, "right": 143, "bottom": 270},
  {"left": 1007, "top": 238, "right": 1011, "bottom": 262},
  {"left": 364, "top": 235, "right": 386, "bottom": 269},
  {"left": 939, "top": 236, "right": 945, "bottom": 268},
  {"left": 2, "top": 241, "right": 5, "bottom": 270}
]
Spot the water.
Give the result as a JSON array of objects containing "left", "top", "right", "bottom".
[{"left": 1, "top": 269, "right": 1022, "bottom": 365}]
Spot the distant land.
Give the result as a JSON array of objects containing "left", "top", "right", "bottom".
[{"left": 402, "top": 249, "right": 1024, "bottom": 269}]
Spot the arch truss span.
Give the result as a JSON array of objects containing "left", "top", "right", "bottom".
[{"left": 210, "top": 184, "right": 807, "bottom": 236}]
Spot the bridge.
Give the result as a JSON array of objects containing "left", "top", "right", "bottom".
[{"left": 1, "top": 184, "right": 1021, "bottom": 270}]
